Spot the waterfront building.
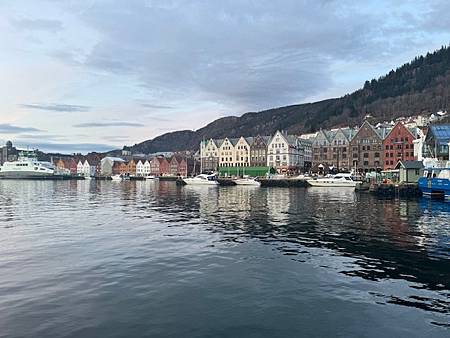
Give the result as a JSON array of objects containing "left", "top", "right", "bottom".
[
  {"left": 127, "top": 159, "right": 137, "bottom": 176},
  {"left": 143, "top": 160, "right": 151, "bottom": 176},
  {"left": 249, "top": 135, "right": 270, "bottom": 167},
  {"left": 218, "top": 138, "right": 237, "bottom": 168},
  {"left": 234, "top": 137, "right": 251, "bottom": 167},
  {"left": 136, "top": 160, "right": 144, "bottom": 176},
  {"left": 423, "top": 125, "right": 450, "bottom": 160},
  {"left": 100, "top": 157, "right": 125, "bottom": 176},
  {"left": 383, "top": 122, "right": 417, "bottom": 170},
  {"left": 394, "top": 160, "right": 424, "bottom": 183},
  {"left": 169, "top": 156, "right": 188, "bottom": 176},
  {"left": 200, "top": 139, "right": 219, "bottom": 172},
  {"left": 297, "top": 138, "right": 313, "bottom": 171},
  {"left": 77, "top": 160, "right": 84, "bottom": 175},
  {"left": 329, "top": 128, "right": 357, "bottom": 171},
  {"left": 349, "top": 121, "right": 384, "bottom": 173},
  {"left": 150, "top": 157, "right": 170, "bottom": 176},
  {"left": 266, "top": 130, "right": 301, "bottom": 173},
  {"left": 311, "top": 129, "right": 334, "bottom": 171}
]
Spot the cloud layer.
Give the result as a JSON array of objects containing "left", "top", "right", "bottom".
[
  {"left": 20, "top": 103, "right": 91, "bottom": 112},
  {"left": 0, "top": 124, "right": 42, "bottom": 134}
]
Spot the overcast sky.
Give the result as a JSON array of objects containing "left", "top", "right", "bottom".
[{"left": 1, "top": 0, "right": 450, "bottom": 153}]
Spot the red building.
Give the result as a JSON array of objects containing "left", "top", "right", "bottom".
[
  {"left": 169, "top": 156, "right": 188, "bottom": 176},
  {"left": 383, "top": 122, "right": 416, "bottom": 170},
  {"left": 150, "top": 157, "right": 170, "bottom": 176}
]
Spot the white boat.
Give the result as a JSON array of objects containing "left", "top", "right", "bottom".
[
  {"left": 182, "top": 174, "right": 219, "bottom": 185},
  {"left": 111, "top": 174, "right": 123, "bottom": 181},
  {"left": 145, "top": 175, "right": 157, "bottom": 180},
  {"left": 0, "top": 151, "right": 55, "bottom": 178},
  {"left": 233, "top": 177, "right": 261, "bottom": 186},
  {"left": 307, "top": 173, "right": 359, "bottom": 188}
]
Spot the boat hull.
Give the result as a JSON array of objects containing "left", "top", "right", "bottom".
[
  {"left": 0, "top": 171, "right": 54, "bottom": 178},
  {"left": 418, "top": 177, "right": 450, "bottom": 199},
  {"left": 234, "top": 179, "right": 261, "bottom": 186},
  {"left": 307, "top": 180, "right": 358, "bottom": 188},
  {"left": 182, "top": 178, "right": 219, "bottom": 185}
]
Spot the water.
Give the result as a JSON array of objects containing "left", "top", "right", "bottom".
[{"left": 0, "top": 180, "right": 449, "bottom": 337}]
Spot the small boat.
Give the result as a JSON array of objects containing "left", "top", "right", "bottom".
[
  {"left": 111, "top": 174, "right": 123, "bottom": 181},
  {"left": 145, "top": 175, "right": 157, "bottom": 180},
  {"left": 84, "top": 176, "right": 93, "bottom": 180},
  {"left": 307, "top": 173, "right": 359, "bottom": 188},
  {"left": 182, "top": 173, "right": 219, "bottom": 185},
  {"left": 233, "top": 177, "right": 261, "bottom": 186},
  {"left": 418, "top": 164, "right": 450, "bottom": 199}
]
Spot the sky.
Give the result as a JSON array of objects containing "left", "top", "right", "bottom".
[{"left": 1, "top": 0, "right": 450, "bottom": 153}]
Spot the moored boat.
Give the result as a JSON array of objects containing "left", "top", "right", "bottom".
[
  {"left": 182, "top": 173, "right": 219, "bottom": 185},
  {"left": 307, "top": 173, "right": 359, "bottom": 188},
  {"left": 233, "top": 177, "right": 261, "bottom": 186},
  {"left": 418, "top": 164, "right": 450, "bottom": 199},
  {"left": 0, "top": 151, "right": 55, "bottom": 178}
]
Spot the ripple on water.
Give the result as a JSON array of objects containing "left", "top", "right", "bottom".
[{"left": 0, "top": 180, "right": 449, "bottom": 337}]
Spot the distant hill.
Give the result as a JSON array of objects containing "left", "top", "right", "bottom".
[{"left": 129, "top": 45, "right": 450, "bottom": 154}]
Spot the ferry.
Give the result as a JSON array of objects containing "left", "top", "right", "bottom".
[
  {"left": 307, "top": 173, "right": 359, "bottom": 188},
  {"left": 0, "top": 151, "right": 55, "bottom": 178},
  {"left": 418, "top": 163, "right": 450, "bottom": 199}
]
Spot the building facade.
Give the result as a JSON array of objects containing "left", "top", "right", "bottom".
[
  {"left": 349, "top": 121, "right": 383, "bottom": 173},
  {"left": 249, "top": 135, "right": 269, "bottom": 167},
  {"left": 267, "top": 131, "right": 301, "bottom": 173},
  {"left": 383, "top": 122, "right": 417, "bottom": 170},
  {"left": 218, "top": 138, "right": 236, "bottom": 167},
  {"left": 200, "top": 139, "right": 219, "bottom": 172}
]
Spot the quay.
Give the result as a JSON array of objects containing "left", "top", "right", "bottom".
[{"left": 368, "top": 183, "right": 421, "bottom": 198}]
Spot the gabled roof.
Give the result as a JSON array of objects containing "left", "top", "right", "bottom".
[
  {"left": 395, "top": 160, "right": 424, "bottom": 169},
  {"left": 427, "top": 125, "right": 450, "bottom": 145},
  {"left": 383, "top": 121, "right": 415, "bottom": 141}
]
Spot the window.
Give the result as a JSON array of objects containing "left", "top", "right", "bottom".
[
  {"left": 363, "top": 153, "right": 369, "bottom": 158},
  {"left": 385, "top": 145, "right": 389, "bottom": 150},
  {"left": 375, "top": 152, "right": 380, "bottom": 158}
]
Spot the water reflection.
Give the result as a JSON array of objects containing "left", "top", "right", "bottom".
[{"left": 0, "top": 179, "right": 449, "bottom": 329}]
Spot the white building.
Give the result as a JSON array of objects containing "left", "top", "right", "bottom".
[
  {"left": 143, "top": 160, "right": 151, "bottom": 176},
  {"left": 100, "top": 157, "right": 125, "bottom": 176},
  {"left": 136, "top": 160, "right": 144, "bottom": 176},
  {"left": 77, "top": 160, "right": 84, "bottom": 175},
  {"left": 267, "top": 130, "right": 301, "bottom": 173}
]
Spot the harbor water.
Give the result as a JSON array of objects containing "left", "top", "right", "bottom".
[{"left": 0, "top": 180, "right": 449, "bottom": 337}]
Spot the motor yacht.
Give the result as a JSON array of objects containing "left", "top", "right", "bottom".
[
  {"left": 182, "top": 173, "right": 219, "bottom": 185},
  {"left": 307, "top": 173, "right": 359, "bottom": 188}
]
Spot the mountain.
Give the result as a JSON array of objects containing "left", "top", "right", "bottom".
[{"left": 130, "top": 46, "right": 450, "bottom": 154}]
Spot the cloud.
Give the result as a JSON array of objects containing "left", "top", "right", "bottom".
[
  {"left": 140, "top": 103, "right": 174, "bottom": 109},
  {"left": 10, "top": 17, "right": 63, "bottom": 33},
  {"left": 20, "top": 103, "right": 91, "bottom": 112},
  {"left": 73, "top": 122, "right": 145, "bottom": 128},
  {"left": 69, "top": 0, "right": 388, "bottom": 110},
  {"left": 0, "top": 123, "right": 42, "bottom": 134},
  {"left": 14, "top": 141, "right": 115, "bottom": 154}
]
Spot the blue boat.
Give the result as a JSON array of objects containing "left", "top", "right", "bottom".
[{"left": 418, "top": 167, "right": 450, "bottom": 199}]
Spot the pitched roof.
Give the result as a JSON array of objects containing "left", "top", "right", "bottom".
[{"left": 395, "top": 160, "right": 424, "bottom": 169}]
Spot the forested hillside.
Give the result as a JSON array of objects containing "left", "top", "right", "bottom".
[{"left": 129, "top": 46, "right": 450, "bottom": 154}]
